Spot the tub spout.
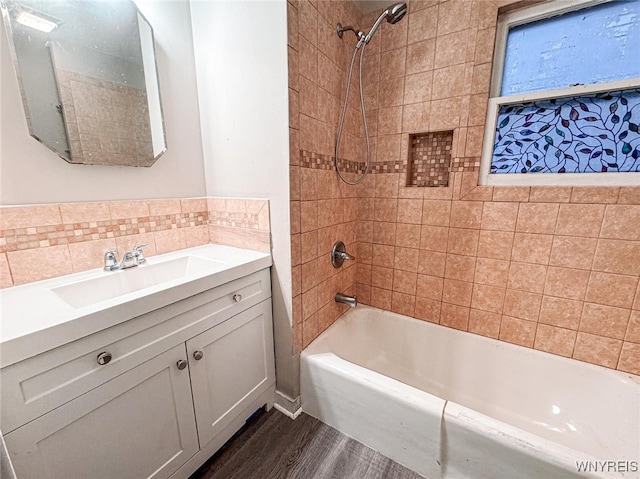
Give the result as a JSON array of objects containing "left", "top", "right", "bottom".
[{"left": 335, "top": 292, "right": 357, "bottom": 308}]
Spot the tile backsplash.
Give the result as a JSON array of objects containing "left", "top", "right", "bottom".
[{"left": 0, "top": 197, "right": 270, "bottom": 287}]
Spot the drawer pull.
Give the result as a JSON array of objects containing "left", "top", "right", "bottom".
[
  {"left": 193, "top": 350, "right": 204, "bottom": 361},
  {"left": 97, "top": 352, "right": 112, "bottom": 365},
  {"left": 233, "top": 293, "right": 242, "bottom": 302},
  {"left": 176, "top": 359, "right": 188, "bottom": 370}
]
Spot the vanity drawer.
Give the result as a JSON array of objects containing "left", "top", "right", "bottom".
[{"left": 1, "top": 268, "right": 271, "bottom": 433}]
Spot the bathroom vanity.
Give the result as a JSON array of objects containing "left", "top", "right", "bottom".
[{"left": 0, "top": 245, "right": 275, "bottom": 479}]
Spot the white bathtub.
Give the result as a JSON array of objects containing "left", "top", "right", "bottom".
[{"left": 300, "top": 306, "right": 640, "bottom": 479}]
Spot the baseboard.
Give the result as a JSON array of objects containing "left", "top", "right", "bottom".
[{"left": 274, "top": 390, "right": 302, "bottom": 419}]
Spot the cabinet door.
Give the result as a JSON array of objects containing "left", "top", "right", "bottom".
[
  {"left": 188, "top": 300, "right": 275, "bottom": 447},
  {"left": 4, "top": 344, "right": 199, "bottom": 479}
]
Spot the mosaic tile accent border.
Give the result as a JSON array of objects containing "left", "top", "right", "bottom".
[
  {"left": 451, "top": 156, "right": 481, "bottom": 172},
  {"left": 209, "top": 211, "right": 262, "bottom": 229},
  {"left": 301, "top": 149, "right": 406, "bottom": 174},
  {"left": 408, "top": 131, "right": 453, "bottom": 187},
  {"left": 300, "top": 150, "right": 362, "bottom": 173},
  {"left": 0, "top": 212, "right": 209, "bottom": 253}
]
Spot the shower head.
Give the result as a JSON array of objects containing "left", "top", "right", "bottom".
[
  {"left": 386, "top": 2, "right": 408, "bottom": 24},
  {"left": 365, "top": 2, "right": 407, "bottom": 43}
]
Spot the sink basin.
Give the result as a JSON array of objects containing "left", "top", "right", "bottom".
[{"left": 51, "top": 256, "right": 225, "bottom": 308}]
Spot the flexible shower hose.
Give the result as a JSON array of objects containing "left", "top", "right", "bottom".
[{"left": 334, "top": 40, "right": 371, "bottom": 185}]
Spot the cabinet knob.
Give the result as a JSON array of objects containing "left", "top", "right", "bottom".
[
  {"left": 97, "top": 352, "right": 112, "bottom": 365},
  {"left": 193, "top": 350, "right": 204, "bottom": 361},
  {"left": 176, "top": 359, "right": 188, "bottom": 370},
  {"left": 233, "top": 293, "right": 242, "bottom": 302}
]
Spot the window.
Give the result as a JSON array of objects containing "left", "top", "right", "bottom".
[{"left": 479, "top": 0, "right": 640, "bottom": 186}]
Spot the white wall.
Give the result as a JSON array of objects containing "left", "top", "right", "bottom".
[
  {"left": 0, "top": 0, "right": 206, "bottom": 205},
  {"left": 190, "top": 0, "right": 295, "bottom": 399}
]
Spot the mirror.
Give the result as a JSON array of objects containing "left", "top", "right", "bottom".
[{"left": 1, "top": 0, "right": 166, "bottom": 166}]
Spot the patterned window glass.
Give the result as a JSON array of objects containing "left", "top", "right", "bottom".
[
  {"left": 491, "top": 89, "right": 640, "bottom": 174},
  {"left": 488, "top": 0, "right": 640, "bottom": 179}
]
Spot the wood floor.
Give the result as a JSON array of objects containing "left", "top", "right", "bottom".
[{"left": 190, "top": 408, "right": 425, "bottom": 479}]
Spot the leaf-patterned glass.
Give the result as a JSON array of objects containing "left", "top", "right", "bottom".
[{"left": 491, "top": 89, "right": 640, "bottom": 174}]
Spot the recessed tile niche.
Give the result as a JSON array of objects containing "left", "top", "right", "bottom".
[{"left": 407, "top": 131, "right": 453, "bottom": 187}]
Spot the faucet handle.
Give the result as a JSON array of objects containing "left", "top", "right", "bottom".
[
  {"left": 133, "top": 244, "right": 148, "bottom": 264},
  {"left": 104, "top": 250, "right": 118, "bottom": 271}
]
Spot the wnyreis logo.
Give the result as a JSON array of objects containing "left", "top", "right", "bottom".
[{"left": 576, "top": 461, "right": 638, "bottom": 473}]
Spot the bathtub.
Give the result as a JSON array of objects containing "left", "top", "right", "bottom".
[{"left": 300, "top": 306, "right": 640, "bottom": 479}]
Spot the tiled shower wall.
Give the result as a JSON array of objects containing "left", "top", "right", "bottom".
[
  {"left": 290, "top": 0, "right": 640, "bottom": 376},
  {"left": 0, "top": 197, "right": 270, "bottom": 288},
  {"left": 288, "top": 0, "right": 362, "bottom": 352}
]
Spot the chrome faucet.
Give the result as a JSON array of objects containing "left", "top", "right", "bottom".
[
  {"left": 104, "top": 244, "right": 148, "bottom": 272},
  {"left": 335, "top": 292, "right": 357, "bottom": 308},
  {"left": 331, "top": 241, "right": 355, "bottom": 268}
]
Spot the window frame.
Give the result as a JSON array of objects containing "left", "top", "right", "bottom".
[{"left": 479, "top": 0, "right": 640, "bottom": 187}]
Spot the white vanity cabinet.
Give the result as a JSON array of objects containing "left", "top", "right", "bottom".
[{"left": 1, "top": 267, "right": 275, "bottom": 479}]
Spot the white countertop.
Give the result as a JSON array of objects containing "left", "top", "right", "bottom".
[{"left": 0, "top": 244, "right": 271, "bottom": 368}]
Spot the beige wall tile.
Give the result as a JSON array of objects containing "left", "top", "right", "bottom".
[
  {"left": 372, "top": 244, "right": 396, "bottom": 268},
  {"left": 474, "top": 257, "right": 509, "bottom": 287},
  {"left": 592, "top": 239, "right": 640, "bottom": 275},
  {"left": 492, "top": 187, "right": 530, "bottom": 203},
  {"left": 371, "top": 265, "right": 394, "bottom": 290},
  {"left": 393, "top": 270, "right": 418, "bottom": 295},
  {"left": 8, "top": 245, "right": 72, "bottom": 285},
  {"left": 148, "top": 199, "right": 181, "bottom": 216},
  {"left": 153, "top": 229, "right": 187, "bottom": 255},
  {"left": 407, "top": 4, "right": 438, "bottom": 44},
  {"left": 59, "top": 202, "right": 111, "bottom": 224},
  {"left": 511, "top": 233, "right": 552, "bottom": 265},
  {"left": 534, "top": 324, "right": 576, "bottom": 358},
  {"left": 499, "top": 316, "right": 536, "bottom": 347},
  {"left": 394, "top": 247, "right": 420, "bottom": 272},
  {"left": 543, "top": 266, "right": 590, "bottom": 300},
  {"left": 415, "top": 297, "right": 442, "bottom": 323},
  {"left": 539, "top": 296, "right": 583, "bottom": 330},
  {"left": 109, "top": 200, "right": 150, "bottom": 220},
  {"left": 503, "top": 290, "right": 541, "bottom": 321},
  {"left": 471, "top": 283, "right": 505, "bottom": 314},
  {"left": 417, "top": 274, "right": 444, "bottom": 300},
  {"left": 555, "top": 204, "right": 605, "bottom": 237},
  {"left": 440, "top": 302, "right": 470, "bottom": 331},
  {"left": 573, "top": 332, "right": 622, "bottom": 369},
  {"left": 0, "top": 253, "right": 13, "bottom": 288},
  {"left": 445, "top": 254, "right": 476, "bottom": 282},
  {"left": 515, "top": 203, "right": 559, "bottom": 234},
  {"left": 600, "top": 205, "right": 640, "bottom": 241},
  {"left": 69, "top": 238, "right": 118, "bottom": 273},
  {"left": 529, "top": 187, "right": 571, "bottom": 203},
  {"left": 477, "top": 230, "right": 514, "bottom": 260},
  {"left": 570, "top": 187, "right": 619, "bottom": 204},
  {"left": 450, "top": 201, "right": 483, "bottom": 229},
  {"left": 422, "top": 200, "right": 451, "bottom": 226},
  {"left": 370, "top": 286, "right": 392, "bottom": 310},
  {"left": 481, "top": 202, "right": 518, "bottom": 231},
  {"left": 626, "top": 310, "right": 640, "bottom": 343},
  {"left": 618, "top": 342, "right": 640, "bottom": 375},
  {"left": 418, "top": 250, "right": 447, "bottom": 276},
  {"left": 391, "top": 291, "right": 416, "bottom": 316},
  {"left": 442, "top": 278, "right": 473, "bottom": 306},
  {"left": 549, "top": 236, "right": 597, "bottom": 270},
  {"left": 585, "top": 271, "right": 638, "bottom": 309},
  {"left": 447, "top": 228, "right": 479, "bottom": 256},
  {"left": 617, "top": 187, "right": 640, "bottom": 205},
  {"left": 468, "top": 309, "right": 501, "bottom": 338},
  {"left": 181, "top": 198, "right": 208, "bottom": 214},
  {"left": 507, "top": 262, "right": 547, "bottom": 294},
  {"left": 397, "top": 199, "right": 423, "bottom": 224},
  {"left": 1, "top": 204, "right": 62, "bottom": 229},
  {"left": 580, "top": 303, "right": 630, "bottom": 340}
]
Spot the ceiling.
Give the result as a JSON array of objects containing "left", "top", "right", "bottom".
[{"left": 352, "top": 0, "right": 390, "bottom": 14}]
